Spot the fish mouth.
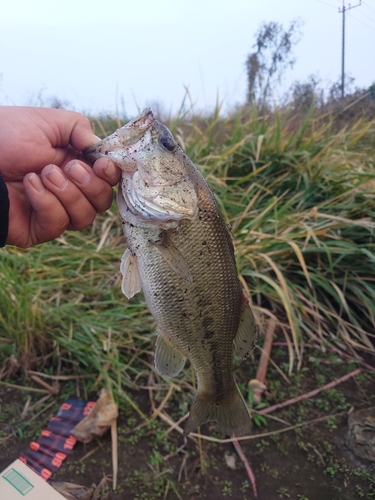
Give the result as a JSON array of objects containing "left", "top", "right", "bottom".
[{"left": 83, "top": 108, "right": 155, "bottom": 164}]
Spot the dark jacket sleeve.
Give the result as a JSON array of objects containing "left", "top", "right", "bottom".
[{"left": 0, "top": 173, "right": 9, "bottom": 247}]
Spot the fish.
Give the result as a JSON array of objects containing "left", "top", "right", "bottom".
[{"left": 84, "top": 109, "right": 257, "bottom": 436}]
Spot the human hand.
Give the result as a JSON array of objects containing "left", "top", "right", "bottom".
[{"left": 0, "top": 106, "right": 121, "bottom": 248}]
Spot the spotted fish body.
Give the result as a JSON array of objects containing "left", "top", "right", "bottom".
[{"left": 84, "top": 109, "right": 257, "bottom": 436}]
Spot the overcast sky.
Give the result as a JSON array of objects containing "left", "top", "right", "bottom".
[{"left": 1, "top": 0, "right": 374, "bottom": 117}]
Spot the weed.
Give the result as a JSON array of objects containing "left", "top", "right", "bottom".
[
  {"left": 252, "top": 412, "right": 268, "bottom": 427},
  {"left": 221, "top": 480, "right": 233, "bottom": 496},
  {"left": 256, "top": 439, "right": 270, "bottom": 451},
  {"left": 277, "top": 486, "right": 290, "bottom": 498},
  {"left": 188, "top": 484, "right": 200, "bottom": 494},
  {"left": 322, "top": 440, "right": 333, "bottom": 454},
  {"left": 240, "top": 480, "right": 250, "bottom": 492},
  {"left": 326, "top": 416, "right": 338, "bottom": 431},
  {"left": 315, "top": 399, "right": 330, "bottom": 412},
  {"left": 353, "top": 469, "right": 372, "bottom": 481}
]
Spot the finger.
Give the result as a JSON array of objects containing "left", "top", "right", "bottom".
[
  {"left": 36, "top": 108, "right": 100, "bottom": 151},
  {"left": 41, "top": 164, "right": 97, "bottom": 230},
  {"left": 62, "top": 160, "right": 115, "bottom": 212},
  {"left": 92, "top": 157, "right": 121, "bottom": 186},
  {"left": 23, "top": 173, "right": 70, "bottom": 245},
  {"left": 67, "top": 112, "right": 101, "bottom": 151}
]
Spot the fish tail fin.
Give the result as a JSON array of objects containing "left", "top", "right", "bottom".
[{"left": 184, "top": 381, "right": 252, "bottom": 437}]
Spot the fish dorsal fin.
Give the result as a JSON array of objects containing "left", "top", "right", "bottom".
[
  {"left": 233, "top": 293, "right": 258, "bottom": 360},
  {"left": 151, "top": 231, "right": 193, "bottom": 283},
  {"left": 120, "top": 249, "right": 142, "bottom": 299},
  {"left": 155, "top": 329, "right": 186, "bottom": 377}
]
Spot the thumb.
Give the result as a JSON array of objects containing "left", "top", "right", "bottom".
[{"left": 69, "top": 114, "right": 101, "bottom": 152}]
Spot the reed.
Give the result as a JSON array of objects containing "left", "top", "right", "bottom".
[{"left": 1, "top": 102, "right": 374, "bottom": 383}]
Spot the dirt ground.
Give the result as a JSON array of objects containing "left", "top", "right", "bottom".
[{"left": 1, "top": 345, "right": 375, "bottom": 500}]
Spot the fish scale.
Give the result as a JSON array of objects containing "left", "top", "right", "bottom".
[
  {"left": 125, "top": 188, "right": 240, "bottom": 393},
  {"left": 84, "top": 108, "right": 257, "bottom": 436}
]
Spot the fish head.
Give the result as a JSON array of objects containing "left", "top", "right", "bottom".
[
  {"left": 85, "top": 108, "right": 189, "bottom": 185},
  {"left": 84, "top": 109, "right": 198, "bottom": 225},
  {"left": 83, "top": 108, "right": 155, "bottom": 172}
]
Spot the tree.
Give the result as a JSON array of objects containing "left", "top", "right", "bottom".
[
  {"left": 328, "top": 74, "right": 355, "bottom": 103},
  {"left": 291, "top": 74, "right": 324, "bottom": 111},
  {"left": 246, "top": 20, "right": 303, "bottom": 107}
]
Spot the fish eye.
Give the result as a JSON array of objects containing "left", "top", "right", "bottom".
[{"left": 160, "top": 135, "right": 176, "bottom": 152}]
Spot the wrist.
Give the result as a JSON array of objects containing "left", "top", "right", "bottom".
[{"left": 0, "top": 173, "right": 10, "bottom": 247}]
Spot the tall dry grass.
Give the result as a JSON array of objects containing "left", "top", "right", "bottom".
[{"left": 0, "top": 103, "right": 374, "bottom": 388}]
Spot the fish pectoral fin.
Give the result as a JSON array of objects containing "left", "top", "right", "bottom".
[
  {"left": 233, "top": 293, "right": 258, "bottom": 360},
  {"left": 120, "top": 249, "right": 142, "bottom": 299},
  {"left": 151, "top": 232, "right": 193, "bottom": 283},
  {"left": 155, "top": 330, "right": 186, "bottom": 377}
]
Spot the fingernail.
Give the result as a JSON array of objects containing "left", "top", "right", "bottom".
[
  {"left": 103, "top": 160, "right": 117, "bottom": 180},
  {"left": 46, "top": 165, "right": 68, "bottom": 189},
  {"left": 66, "top": 161, "right": 92, "bottom": 186},
  {"left": 26, "top": 173, "right": 45, "bottom": 193},
  {"left": 84, "top": 136, "right": 101, "bottom": 148}
]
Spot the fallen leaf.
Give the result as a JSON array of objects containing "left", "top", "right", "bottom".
[
  {"left": 50, "top": 481, "right": 94, "bottom": 500},
  {"left": 72, "top": 388, "right": 118, "bottom": 443},
  {"left": 224, "top": 450, "right": 236, "bottom": 470}
]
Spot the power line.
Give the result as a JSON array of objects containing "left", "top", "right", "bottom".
[
  {"left": 356, "top": 7, "right": 375, "bottom": 23},
  {"left": 348, "top": 12, "right": 375, "bottom": 30},
  {"left": 315, "top": 0, "right": 338, "bottom": 7},
  {"left": 362, "top": 1, "right": 375, "bottom": 14}
]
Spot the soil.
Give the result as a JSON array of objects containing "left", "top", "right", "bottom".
[{"left": 1, "top": 345, "right": 375, "bottom": 500}]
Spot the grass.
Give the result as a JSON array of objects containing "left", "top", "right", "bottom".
[
  {"left": 0, "top": 100, "right": 374, "bottom": 413},
  {"left": 0, "top": 214, "right": 155, "bottom": 417},
  {"left": 1, "top": 102, "right": 375, "bottom": 373},
  {"left": 174, "top": 106, "right": 375, "bottom": 371}
]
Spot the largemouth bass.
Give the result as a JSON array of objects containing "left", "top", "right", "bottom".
[{"left": 84, "top": 109, "right": 257, "bottom": 436}]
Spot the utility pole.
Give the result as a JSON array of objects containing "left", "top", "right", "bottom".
[{"left": 339, "top": 1, "right": 361, "bottom": 97}]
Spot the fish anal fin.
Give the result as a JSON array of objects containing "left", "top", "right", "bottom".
[
  {"left": 120, "top": 249, "right": 142, "bottom": 299},
  {"left": 155, "top": 330, "right": 186, "bottom": 377},
  {"left": 233, "top": 293, "right": 258, "bottom": 360},
  {"left": 184, "top": 382, "right": 252, "bottom": 437},
  {"left": 151, "top": 231, "right": 192, "bottom": 283}
]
